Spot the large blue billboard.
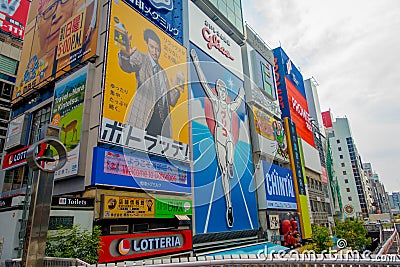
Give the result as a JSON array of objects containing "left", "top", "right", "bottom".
[
  {"left": 122, "top": 0, "right": 183, "bottom": 44},
  {"left": 91, "top": 147, "right": 191, "bottom": 193},
  {"left": 262, "top": 161, "right": 297, "bottom": 210},
  {"left": 190, "top": 43, "right": 258, "bottom": 233}
]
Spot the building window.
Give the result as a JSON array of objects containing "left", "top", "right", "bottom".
[
  {"left": 48, "top": 216, "right": 74, "bottom": 230},
  {"left": 348, "top": 197, "right": 352, "bottom": 201},
  {"left": 346, "top": 188, "right": 350, "bottom": 192},
  {"left": 338, "top": 147, "right": 342, "bottom": 151},
  {"left": 29, "top": 105, "right": 52, "bottom": 144},
  {"left": 341, "top": 162, "right": 345, "bottom": 167},
  {"left": 343, "top": 171, "right": 347, "bottom": 175},
  {"left": 336, "top": 139, "right": 340, "bottom": 143},
  {"left": 0, "top": 81, "right": 13, "bottom": 100},
  {"left": 339, "top": 155, "right": 343, "bottom": 159},
  {"left": 345, "top": 179, "right": 349, "bottom": 183}
]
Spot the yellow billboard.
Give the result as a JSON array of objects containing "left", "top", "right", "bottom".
[
  {"left": 101, "top": 0, "right": 188, "bottom": 160},
  {"left": 252, "top": 106, "right": 275, "bottom": 140},
  {"left": 102, "top": 195, "right": 155, "bottom": 219},
  {"left": 13, "top": 0, "right": 100, "bottom": 103}
]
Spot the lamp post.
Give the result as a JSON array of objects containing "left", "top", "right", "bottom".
[{"left": 21, "top": 137, "right": 67, "bottom": 267}]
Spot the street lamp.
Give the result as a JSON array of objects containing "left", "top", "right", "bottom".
[{"left": 21, "top": 137, "right": 67, "bottom": 267}]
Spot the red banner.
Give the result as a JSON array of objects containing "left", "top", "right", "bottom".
[
  {"left": 2, "top": 144, "right": 46, "bottom": 170},
  {"left": 0, "top": 0, "right": 31, "bottom": 39},
  {"left": 98, "top": 230, "right": 192, "bottom": 263}
]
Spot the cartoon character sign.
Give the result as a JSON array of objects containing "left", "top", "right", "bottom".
[{"left": 190, "top": 44, "right": 258, "bottom": 233}]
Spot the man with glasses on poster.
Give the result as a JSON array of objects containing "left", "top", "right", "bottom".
[{"left": 33, "top": 0, "right": 97, "bottom": 80}]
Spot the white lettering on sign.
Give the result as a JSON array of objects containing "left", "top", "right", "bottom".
[
  {"left": 266, "top": 169, "right": 295, "bottom": 198},
  {"left": 118, "top": 235, "right": 182, "bottom": 255},
  {"left": 291, "top": 97, "right": 312, "bottom": 131}
]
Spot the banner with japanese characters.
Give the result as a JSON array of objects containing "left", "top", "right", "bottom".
[
  {"left": 121, "top": 0, "right": 183, "bottom": 44},
  {"left": 101, "top": 0, "right": 188, "bottom": 162},
  {"left": 0, "top": 0, "right": 30, "bottom": 39},
  {"left": 91, "top": 147, "right": 191, "bottom": 193}
]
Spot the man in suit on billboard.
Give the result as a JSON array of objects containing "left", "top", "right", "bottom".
[{"left": 118, "top": 28, "right": 180, "bottom": 138}]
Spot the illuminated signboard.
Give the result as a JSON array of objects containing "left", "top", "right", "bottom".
[
  {"left": 98, "top": 230, "right": 192, "bottom": 263},
  {"left": 91, "top": 147, "right": 191, "bottom": 193},
  {"left": 273, "top": 47, "right": 314, "bottom": 147},
  {"left": 263, "top": 161, "right": 297, "bottom": 210}
]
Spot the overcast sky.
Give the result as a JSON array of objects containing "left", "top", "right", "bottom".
[{"left": 242, "top": 0, "right": 400, "bottom": 193}]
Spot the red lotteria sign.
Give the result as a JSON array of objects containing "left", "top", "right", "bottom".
[
  {"left": 2, "top": 144, "right": 46, "bottom": 170},
  {"left": 98, "top": 230, "right": 192, "bottom": 263}
]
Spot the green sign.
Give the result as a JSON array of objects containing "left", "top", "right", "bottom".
[{"left": 155, "top": 199, "right": 192, "bottom": 218}]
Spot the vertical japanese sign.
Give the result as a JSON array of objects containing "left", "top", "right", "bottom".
[
  {"left": 100, "top": 0, "right": 188, "bottom": 162},
  {"left": 0, "top": 0, "right": 30, "bottom": 39},
  {"left": 284, "top": 117, "right": 312, "bottom": 239},
  {"left": 13, "top": 0, "right": 100, "bottom": 103},
  {"left": 273, "top": 47, "right": 314, "bottom": 147},
  {"left": 50, "top": 66, "right": 87, "bottom": 178}
]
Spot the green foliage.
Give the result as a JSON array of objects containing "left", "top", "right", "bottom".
[
  {"left": 45, "top": 225, "right": 102, "bottom": 264},
  {"left": 311, "top": 224, "right": 333, "bottom": 253},
  {"left": 298, "top": 243, "right": 318, "bottom": 254},
  {"left": 334, "top": 218, "right": 371, "bottom": 251}
]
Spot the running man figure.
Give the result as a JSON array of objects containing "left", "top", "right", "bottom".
[{"left": 191, "top": 49, "right": 245, "bottom": 228}]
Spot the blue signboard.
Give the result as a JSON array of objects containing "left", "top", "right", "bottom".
[
  {"left": 263, "top": 161, "right": 297, "bottom": 210},
  {"left": 91, "top": 147, "right": 191, "bottom": 193},
  {"left": 190, "top": 43, "right": 258, "bottom": 233},
  {"left": 122, "top": 0, "right": 183, "bottom": 44}
]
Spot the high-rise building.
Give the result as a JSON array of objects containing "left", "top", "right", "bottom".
[{"left": 323, "top": 113, "right": 369, "bottom": 219}]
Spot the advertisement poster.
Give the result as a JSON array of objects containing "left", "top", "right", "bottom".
[
  {"left": 101, "top": 0, "right": 188, "bottom": 161},
  {"left": 262, "top": 162, "right": 297, "bottom": 210},
  {"left": 101, "top": 195, "right": 155, "bottom": 219},
  {"left": 91, "top": 147, "right": 191, "bottom": 193},
  {"left": 13, "top": 0, "right": 100, "bottom": 103},
  {"left": 190, "top": 43, "right": 258, "bottom": 233},
  {"left": 50, "top": 66, "right": 87, "bottom": 178},
  {"left": 188, "top": 1, "right": 243, "bottom": 79},
  {"left": 0, "top": 0, "right": 30, "bottom": 39},
  {"left": 273, "top": 47, "right": 314, "bottom": 147},
  {"left": 122, "top": 0, "right": 183, "bottom": 44}
]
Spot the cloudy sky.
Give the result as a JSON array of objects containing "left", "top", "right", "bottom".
[{"left": 242, "top": 0, "right": 400, "bottom": 192}]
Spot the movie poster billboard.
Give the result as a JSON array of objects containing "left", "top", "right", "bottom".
[
  {"left": 49, "top": 66, "right": 87, "bottom": 178},
  {"left": 12, "top": 0, "right": 100, "bottom": 103},
  {"left": 122, "top": 0, "right": 183, "bottom": 44},
  {"left": 190, "top": 43, "right": 258, "bottom": 233},
  {"left": 91, "top": 147, "right": 191, "bottom": 193},
  {"left": 0, "top": 0, "right": 30, "bottom": 39},
  {"left": 100, "top": 0, "right": 188, "bottom": 162}
]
